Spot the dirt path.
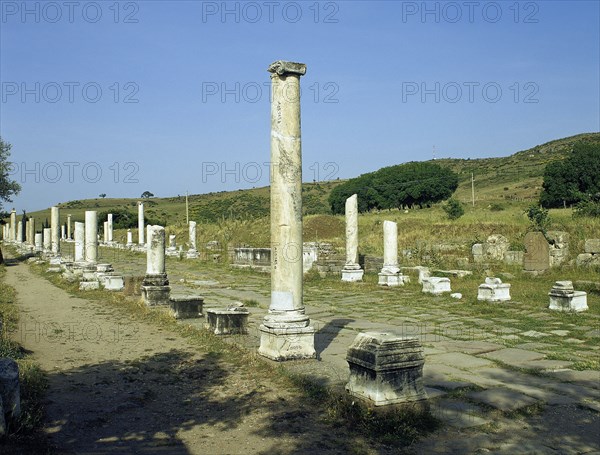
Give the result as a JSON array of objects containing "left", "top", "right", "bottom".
[{"left": 4, "top": 259, "right": 380, "bottom": 455}]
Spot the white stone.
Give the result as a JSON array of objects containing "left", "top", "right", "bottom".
[
  {"left": 104, "top": 274, "right": 124, "bottom": 291},
  {"left": 422, "top": 277, "right": 451, "bottom": 295},
  {"left": 477, "top": 277, "right": 511, "bottom": 302},
  {"left": 451, "top": 293, "right": 462, "bottom": 299},
  {"left": 66, "top": 214, "right": 71, "bottom": 239},
  {"left": 549, "top": 281, "right": 588, "bottom": 312},
  {"left": 84, "top": 211, "right": 98, "bottom": 264},
  {"left": 79, "top": 281, "right": 100, "bottom": 291},
  {"left": 16, "top": 221, "right": 22, "bottom": 244},
  {"left": 9, "top": 209, "right": 16, "bottom": 242},
  {"left": 126, "top": 229, "right": 133, "bottom": 246},
  {"left": 258, "top": 60, "right": 315, "bottom": 361}
]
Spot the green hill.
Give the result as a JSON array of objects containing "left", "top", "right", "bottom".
[{"left": 7, "top": 132, "right": 600, "bottom": 226}]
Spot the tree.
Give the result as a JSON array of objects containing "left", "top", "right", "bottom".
[
  {"left": 443, "top": 198, "right": 464, "bottom": 220},
  {"left": 329, "top": 161, "right": 458, "bottom": 214},
  {"left": 99, "top": 193, "right": 107, "bottom": 198},
  {"left": 0, "top": 137, "right": 22, "bottom": 264},
  {"left": 141, "top": 191, "right": 154, "bottom": 199},
  {"left": 540, "top": 141, "right": 600, "bottom": 208}
]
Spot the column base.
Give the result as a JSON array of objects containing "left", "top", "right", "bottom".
[
  {"left": 341, "top": 266, "right": 364, "bottom": 282},
  {"left": 186, "top": 249, "right": 199, "bottom": 259},
  {"left": 258, "top": 324, "right": 316, "bottom": 361},
  {"left": 141, "top": 285, "right": 171, "bottom": 306},
  {"left": 378, "top": 272, "right": 409, "bottom": 287}
]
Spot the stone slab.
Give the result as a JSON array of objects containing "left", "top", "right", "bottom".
[
  {"left": 481, "top": 348, "right": 546, "bottom": 366},
  {"left": 432, "top": 400, "right": 490, "bottom": 429},
  {"left": 427, "top": 352, "right": 494, "bottom": 370},
  {"left": 549, "top": 370, "right": 600, "bottom": 389},
  {"left": 468, "top": 388, "right": 538, "bottom": 411}
]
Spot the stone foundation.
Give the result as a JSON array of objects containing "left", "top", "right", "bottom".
[
  {"left": 346, "top": 332, "right": 428, "bottom": 406},
  {"left": 477, "top": 277, "right": 511, "bottom": 302},
  {"left": 170, "top": 295, "right": 204, "bottom": 319},
  {"left": 205, "top": 307, "right": 249, "bottom": 334},
  {"left": 141, "top": 273, "right": 170, "bottom": 306},
  {"left": 548, "top": 281, "right": 588, "bottom": 312},
  {"left": 341, "top": 264, "right": 364, "bottom": 282},
  {"left": 258, "top": 325, "right": 316, "bottom": 361},
  {"left": 422, "top": 277, "right": 451, "bottom": 295}
]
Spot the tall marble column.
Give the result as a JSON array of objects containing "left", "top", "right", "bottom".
[
  {"left": 43, "top": 228, "right": 51, "bottom": 253},
  {"left": 34, "top": 233, "right": 43, "bottom": 253},
  {"left": 29, "top": 217, "right": 35, "bottom": 246},
  {"left": 74, "top": 222, "right": 85, "bottom": 263},
  {"left": 50, "top": 206, "right": 60, "bottom": 256},
  {"left": 9, "top": 208, "right": 16, "bottom": 242},
  {"left": 67, "top": 214, "right": 72, "bottom": 239},
  {"left": 107, "top": 213, "right": 113, "bottom": 243},
  {"left": 141, "top": 225, "right": 170, "bottom": 306},
  {"left": 378, "top": 220, "right": 407, "bottom": 286},
  {"left": 60, "top": 225, "right": 66, "bottom": 240},
  {"left": 258, "top": 60, "right": 315, "bottom": 361},
  {"left": 138, "top": 202, "right": 145, "bottom": 245},
  {"left": 341, "top": 194, "right": 364, "bottom": 281},
  {"left": 84, "top": 211, "right": 98, "bottom": 264},
  {"left": 186, "top": 221, "right": 198, "bottom": 258},
  {"left": 25, "top": 219, "right": 30, "bottom": 244},
  {"left": 16, "top": 220, "right": 23, "bottom": 244},
  {"left": 103, "top": 221, "right": 108, "bottom": 243}
]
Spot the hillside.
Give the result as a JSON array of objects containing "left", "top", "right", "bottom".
[{"left": 7, "top": 132, "right": 600, "bottom": 226}]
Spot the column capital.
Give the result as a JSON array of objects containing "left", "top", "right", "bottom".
[{"left": 268, "top": 60, "right": 306, "bottom": 77}]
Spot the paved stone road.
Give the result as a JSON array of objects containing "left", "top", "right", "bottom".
[{"left": 48, "top": 244, "right": 600, "bottom": 453}]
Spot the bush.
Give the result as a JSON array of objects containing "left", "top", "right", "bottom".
[
  {"left": 443, "top": 198, "right": 464, "bottom": 220},
  {"left": 525, "top": 205, "right": 550, "bottom": 232},
  {"left": 489, "top": 203, "right": 505, "bottom": 211},
  {"left": 573, "top": 198, "right": 600, "bottom": 218}
]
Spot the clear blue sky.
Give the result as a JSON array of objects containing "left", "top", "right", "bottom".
[{"left": 1, "top": 0, "right": 599, "bottom": 212}]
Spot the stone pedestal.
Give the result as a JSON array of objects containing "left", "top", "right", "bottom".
[
  {"left": 378, "top": 272, "right": 409, "bottom": 287},
  {"left": 141, "top": 225, "right": 170, "bottom": 306},
  {"left": 79, "top": 281, "right": 100, "bottom": 291},
  {"left": 346, "top": 332, "right": 428, "bottom": 406},
  {"left": 341, "top": 194, "right": 364, "bottom": 282},
  {"left": 170, "top": 295, "right": 204, "bottom": 319},
  {"left": 103, "top": 274, "right": 124, "bottom": 291},
  {"left": 548, "top": 281, "right": 588, "bottom": 312},
  {"left": 206, "top": 306, "right": 249, "bottom": 334},
  {"left": 342, "top": 264, "right": 365, "bottom": 282},
  {"left": 258, "top": 60, "right": 315, "bottom": 361},
  {"left": 422, "top": 277, "right": 451, "bottom": 295},
  {"left": 477, "top": 277, "right": 511, "bottom": 302}
]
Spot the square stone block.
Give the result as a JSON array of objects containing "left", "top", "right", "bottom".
[
  {"left": 79, "top": 281, "right": 100, "bottom": 291},
  {"left": 258, "top": 325, "right": 316, "bottom": 361},
  {"left": 549, "top": 291, "right": 588, "bottom": 312},
  {"left": 141, "top": 285, "right": 171, "bottom": 306},
  {"left": 341, "top": 267, "right": 364, "bottom": 282},
  {"left": 205, "top": 308, "right": 249, "bottom": 335},
  {"left": 170, "top": 295, "right": 204, "bottom": 319},
  {"left": 346, "top": 332, "right": 428, "bottom": 406},
  {"left": 422, "top": 277, "right": 451, "bottom": 295},
  {"left": 378, "top": 273, "right": 409, "bottom": 287},
  {"left": 103, "top": 275, "right": 124, "bottom": 291},
  {"left": 477, "top": 278, "right": 511, "bottom": 302}
]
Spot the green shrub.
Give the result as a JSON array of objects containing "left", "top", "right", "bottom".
[
  {"left": 443, "top": 198, "right": 464, "bottom": 220},
  {"left": 490, "top": 203, "right": 505, "bottom": 212}
]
